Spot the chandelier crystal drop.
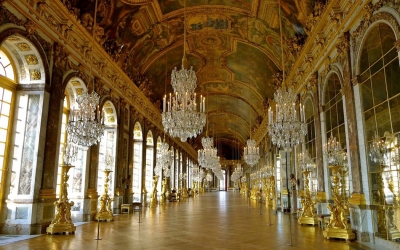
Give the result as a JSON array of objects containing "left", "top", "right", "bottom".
[
  {"left": 66, "top": 91, "right": 105, "bottom": 148},
  {"left": 268, "top": 87, "right": 307, "bottom": 152},
  {"left": 244, "top": 139, "right": 260, "bottom": 166}
]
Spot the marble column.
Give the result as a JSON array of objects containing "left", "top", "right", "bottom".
[
  {"left": 38, "top": 58, "right": 65, "bottom": 233},
  {"left": 338, "top": 33, "right": 364, "bottom": 204},
  {"left": 310, "top": 74, "right": 326, "bottom": 202}
]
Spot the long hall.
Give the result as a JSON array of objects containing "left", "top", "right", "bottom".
[{"left": 0, "top": 192, "right": 375, "bottom": 250}]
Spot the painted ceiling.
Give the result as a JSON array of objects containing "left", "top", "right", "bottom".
[{"left": 72, "top": 0, "right": 315, "bottom": 160}]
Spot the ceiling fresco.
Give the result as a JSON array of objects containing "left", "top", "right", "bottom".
[{"left": 69, "top": 0, "right": 315, "bottom": 160}]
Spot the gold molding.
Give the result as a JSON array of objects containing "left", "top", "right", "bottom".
[{"left": 348, "top": 193, "right": 366, "bottom": 205}]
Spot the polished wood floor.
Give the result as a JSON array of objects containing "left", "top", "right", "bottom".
[{"left": 0, "top": 192, "right": 378, "bottom": 249}]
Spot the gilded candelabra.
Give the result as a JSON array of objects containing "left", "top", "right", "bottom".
[
  {"left": 95, "top": 169, "right": 114, "bottom": 221},
  {"left": 47, "top": 143, "right": 77, "bottom": 235},
  {"left": 240, "top": 177, "right": 248, "bottom": 198},
  {"left": 369, "top": 132, "right": 400, "bottom": 240},
  {"left": 270, "top": 176, "right": 276, "bottom": 210},
  {"left": 46, "top": 164, "right": 76, "bottom": 234},
  {"left": 323, "top": 135, "right": 354, "bottom": 241},
  {"left": 150, "top": 175, "right": 159, "bottom": 207},
  {"left": 298, "top": 170, "right": 318, "bottom": 225},
  {"left": 323, "top": 165, "right": 355, "bottom": 241}
]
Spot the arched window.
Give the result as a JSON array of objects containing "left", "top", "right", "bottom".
[
  {"left": 323, "top": 72, "right": 349, "bottom": 197},
  {"left": 359, "top": 23, "right": 400, "bottom": 218},
  {"left": 304, "top": 97, "right": 317, "bottom": 192},
  {"left": 0, "top": 50, "right": 15, "bottom": 81},
  {"left": 133, "top": 122, "right": 143, "bottom": 202},
  {"left": 0, "top": 49, "right": 16, "bottom": 198},
  {"left": 58, "top": 78, "right": 89, "bottom": 217},
  {"left": 97, "top": 101, "right": 117, "bottom": 210},
  {"left": 145, "top": 130, "right": 154, "bottom": 201}
]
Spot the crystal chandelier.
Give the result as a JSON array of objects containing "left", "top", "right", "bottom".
[
  {"left": 369, "top": 131, "right": 387, "bottom": 165},
  {"left": 231, "top": 163, "right": 243, "bottom": 182},
  {"left": 206, "top": 172, "right": 213, "bottom": 182},
  {"left": 297, "top": 145, "right": 315, "bottom": 171},
  {"left": 324, "top": 134, "right": 345, "bottom": 166},
  {"left": 244, "top": 138, "right": 260, "bottom": 166},
  {"left": 267, "top": 2, "right": 307, "bottom": 152},
  {"left": 67, "top": 91, "right": 105, "bottom": 148},
  {"left": 62, "top": 141, "right": 78, "bottom": 166},
  {"left": 198, "top": 136, "right": 218, "bottom": 169},
  {"left": 161, "top": 0, "right": 206, "bottom": 142},
  {"left": 268, "top": 87, "right": 307, "bottom": 151},
  {"left": 156, "top": 140, "right": 173, "bottom": 176}
]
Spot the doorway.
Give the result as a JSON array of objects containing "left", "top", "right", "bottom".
[{"left": 219, "top": 169, "right": 226, "bottom": 191}]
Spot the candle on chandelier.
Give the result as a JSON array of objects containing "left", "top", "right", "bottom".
[
  {"left": 163, "top": 95, "right": 166, "bottom": 112},
  {"left": 169, "top": 93, "right": 172, "bottom": 110},
  {"left": 203, "top": 97, "right": 205, "bottom": 112},
  {"left": 200, "top": 95, "right": 202, "bottom": 112}
]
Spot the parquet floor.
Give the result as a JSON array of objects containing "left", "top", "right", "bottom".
[{"left": 0, "top": 192, "right": 381, "bottom": 249}]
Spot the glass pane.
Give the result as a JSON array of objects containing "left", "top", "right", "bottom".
[
  {"left": 359, "top": 41, "right": 370, "bottom": 75},
  {"left": 4, "top": 65, "right": 14, "bottom": 80},
  {"left": 375, "top": 102, "right": 391, "bottom": 135},
  {"left": 339, "top": 125, "right": 346, "bottom": 148},
  {"left": 325, "top": 109, "right": 332, "bottom": 132},
  {"left": 389, "top": 95, "right": 400, "bottom": 133},
  {"left": 3, "top": 89, "right": 12, "bottom": 103},
  {"left": 364, "top": 108, "right": 376, "bottom": 141},
  {"left": 0, "top": 129, "right": 6, "bottom": 142},
  {"left": 385, "top": 60, "right": 400, "bottom": 99},
  {"left": 366, "top": 25, "right": 383, "bottom": 73},
  {"left": 0, "top": 142, "right": 4, "bottom": 155},
  {"left": 0, "top": 115, "right": 9, "bottom": 129},
  {"left": 1, "top": 102, "right": 10, "bottom": 116},
  {"left": 371, "top": 69, "right": 387, "bottom": 106},
  {"left": 330, "top": 104, "right": 338, "bottom": 129},
  {"left": 362, "top": 80, "right": 373, "bottom": 111},
  {"left": 337, "top": 102, "right": 344, "bottom": 126},
  {"left": 380, "top": 23, "right": 396, "bottom": 57}
]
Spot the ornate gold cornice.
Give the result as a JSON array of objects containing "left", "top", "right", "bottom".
[
  {"left": 5, "top": 0, "right": 197, "bottom": 159},
  {"left": 253, "top": 0, "right": 369, "bottom": 143}
]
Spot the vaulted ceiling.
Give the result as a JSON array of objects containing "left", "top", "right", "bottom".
[{"left": 73, "top": 0, "right": 315, "bottom": 160}]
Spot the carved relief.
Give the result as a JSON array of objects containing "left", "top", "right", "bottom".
[
  {"left": 30, "top": 70, "right": 41, "bottom": 80},
  {"left": 305, "top": 0, "right": 326, "bottom": 35},
  {"left": 25, "top": 54, "right": 38, "bottom": 65},
  {"left": 134, "top": 75, "right": 153, "bottom": 101},
  {"left": 272, "top": 71, "right": 283, "bottom": 90},
  {"left": 17, "top": 43, "right": 31, "bottom": 51},
  {"left": 54, "top": 43, "right": 73, "bottom": 71}
]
